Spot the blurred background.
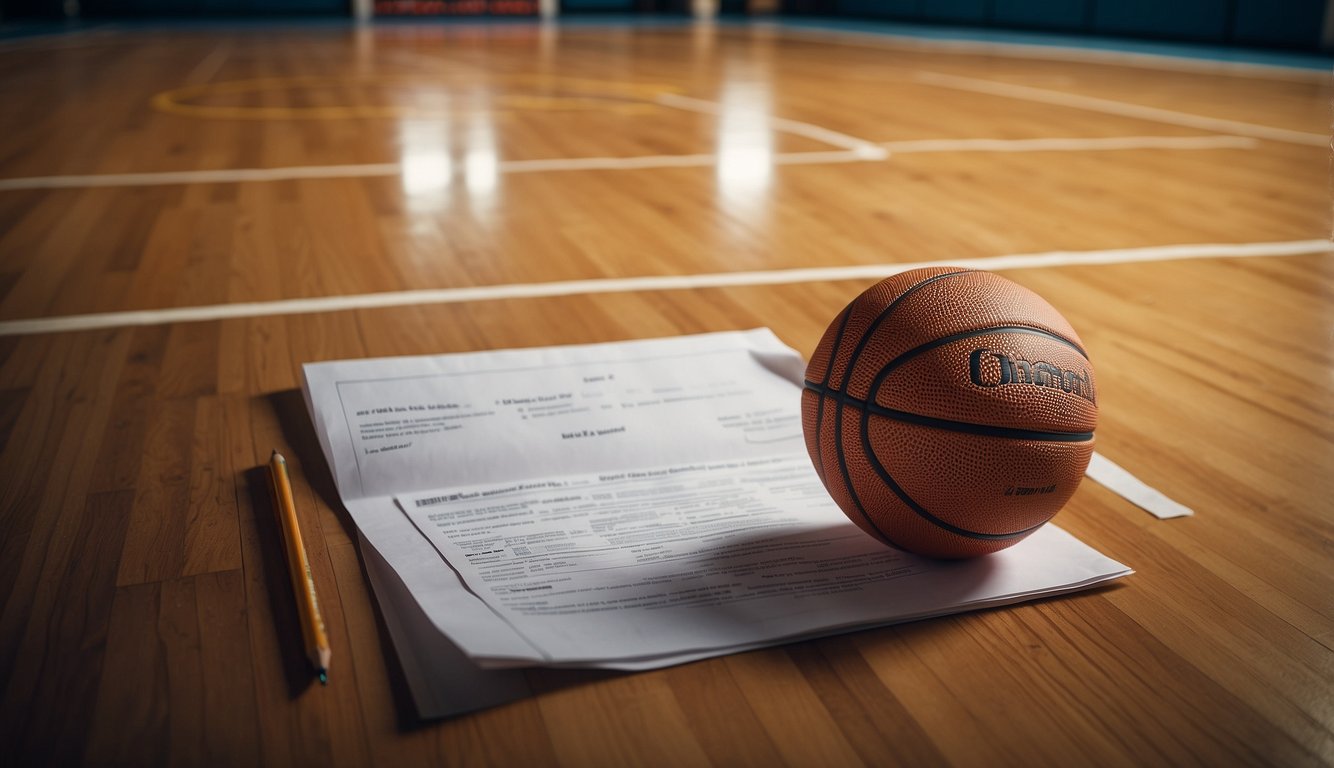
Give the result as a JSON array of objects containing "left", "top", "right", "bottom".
[{"left": 2, "top": 1, "right": 1329, "bottom": 53}]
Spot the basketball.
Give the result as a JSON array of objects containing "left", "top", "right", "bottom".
[{"left": 801, "top": 268, "right": 1098, "bottom": 559}]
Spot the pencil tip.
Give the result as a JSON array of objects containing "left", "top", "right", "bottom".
[{"left": 319, "top": 670, "right": 328, "bottom": 685}]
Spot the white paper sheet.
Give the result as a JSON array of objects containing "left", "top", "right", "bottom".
[
  {"left": 398, "top": 454, "right": 1128, "bottom": 662},
  {"left": 1085, "top": 453, "right": 1194, "bottom": 518},
  {"left": 302, "top": 329, "right": 1141, "bottom": 715},
  {"left": 305, "top": 329, "right": 808, "bottom": 503},
  {"left": 357, "top": 531, "right": 532, "bottom": 718},
  {"left": 304, "top": 330, "right": 825, "bottom": 669}
]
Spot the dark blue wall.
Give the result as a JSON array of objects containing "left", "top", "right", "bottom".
[
  {"left": 920, "top": 0, "right": 986, "bottom": 23},
  {"left": 1092, "top": 0, "right": 1229, "bottom": 42},
  {"left": 3, "top": 0, "right": 66, "bottom": 17},
  {"left": 834, "top": 0, "right": 918, "bottom": 18},
  {"left": 992, "top": 0, "right": 1088, "bottom": 31},
  {"left": 826, "top": 0, "right": 1330, "bottom": 50},
  {"left": 1232, "top": 0, "right": 1325, "bottom": 48}
]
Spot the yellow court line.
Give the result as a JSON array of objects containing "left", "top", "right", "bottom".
[{"left": 152, "top": 73, "right": 681, "bottom": 121}]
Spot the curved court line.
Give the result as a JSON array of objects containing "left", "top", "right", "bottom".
[
  {"left": 916, "top": 71, "right": 1327, "bottom": 147},
  {"left": 0, "top": 135, "right": 1255, "bottom": 191},
  {"left": 0, "top": 240, "right": 1327, "bottom": 337},
  {"left": 153, "top": 74, "right": 680, "bottom": 121},
  {"left": 151, "top": 98, "right": 659, "bottom": 121}
]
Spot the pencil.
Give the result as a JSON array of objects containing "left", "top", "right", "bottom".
[{"left": 268, "top": 450, "right": 332, "bottom": 685}]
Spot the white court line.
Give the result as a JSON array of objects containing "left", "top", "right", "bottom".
[
  {"left": 0, "top": 155, "right": 845, "bottom": 190},
  {"left": 763, "top": 23, "right": 1333, "bottom": 83},
  {"left": 502, "top": 150, "right": 877, "bottom": 171},
  {"left": 655, "top": 92, "right": 890, "bottom": 158},
  {"left": 0, "top": 240, "right": 1327, "bottom": 337},
  {"left": 0, "top": 155, "right": 773, "bottom": 191},
  {"left": 183, "top": 41, "right": 231, "bottom": 87},
  {"left": 0, "top": 135, "right": 1255, "bottom": 191},
  {"left": 884, "top": 135, "right": 1257, "bottom": 153},
  {"left": 916, "top": 71, "right": 1328, "bottom": 147},
  {"left": 0, "top": 163, "right": 404, "bottom": 191}
]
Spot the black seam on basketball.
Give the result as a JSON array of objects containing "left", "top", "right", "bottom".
[
  {"left": 834, "top": 269, "right": 975, "bottom": 397},
  {"left": 857, "top": 403, "right": 1045, "bottom": 540},
  {"left": 874, "top": 406, "right": 1093, "bottom": 442},
  {"left": 819, "top": 304, "right": 854, "bottom": 388},
  {"left": 804, "top": 382, "right": 1094, "bottom": 442},
  {"left": 833, "top": 389, "right": 905, "bottom": 550},
  {"left": 808, "top": 390, "right": 828, "bottom": 486},
  {"left": 812, "top": 305, "right": 854, "bottom": 485}
]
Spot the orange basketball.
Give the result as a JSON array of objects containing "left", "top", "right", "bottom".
[{"left": 801, "top": 268, "right": 1098, "bottom": 559}]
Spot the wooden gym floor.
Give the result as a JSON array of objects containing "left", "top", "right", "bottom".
[{"left": 0, "top": 18, "right": 1331, "bottom": 766}]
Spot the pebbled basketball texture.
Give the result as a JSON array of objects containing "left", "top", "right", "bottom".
[{"left": 801, "top": 267, "right": 1098, "bottom": 559}]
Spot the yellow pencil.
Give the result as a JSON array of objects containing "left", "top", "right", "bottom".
[{"left": 268, "top": 450, "right": 332, "bottom": 685}]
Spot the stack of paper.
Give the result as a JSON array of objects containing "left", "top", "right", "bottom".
[{"left": 302, "top": 329, "right": 1131, "bottom": 718}]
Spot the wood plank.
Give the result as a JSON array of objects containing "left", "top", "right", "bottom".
[
  {"left": 86, "top": 325, "right": 170, "bottom": 495},
  {"left": 82, "top": 570, "right": 263, "bottom": 766},
  {"left": 0, "top": 490, "right": 135, "bottom": 766},
  {"left": 159, "top": 321, "right": 221, "bottom": 399},
  {"left": 81, "top": 581, "right": 171, "bottom": 766},
  {"left": 531, "top": 667, "right": 713, "bottom": 768},
  {"left": 664, "top": 658, "right": 787, "bottom": 768},
  {"left": 786, "top": 638, "right": 948, "bottom": 767},
  {"left": 722, "top": 649, "right": 867, "bottom": 767},
  {"left": 0, "top": 329, "right": 130, "bottom": 685},
  {"left": 0, "top": 386, "right": 27, "bottom": 455},
  {"left": 182, "top": 396, "right": 245, "bottom": 577},
  {"left": 116, "top": 396, "right": 198, "bottom": 586},
  {"left": 195, "top": 569, "right": 263, "bottom": 766}
]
